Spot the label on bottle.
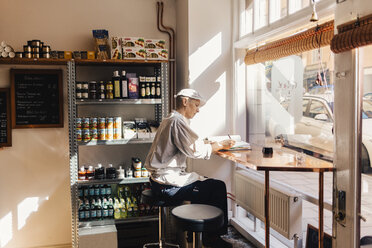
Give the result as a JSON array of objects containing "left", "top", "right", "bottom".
[
  {"left": 91, "top": 209, "right": 97, "bottom": 218},
  {"left": 94, "top": 188, "right": 100, "bottom": 196},
  {"left": 89, "top": 188, "right": 95, "bottom": 196},
  {"left": 103, "top": 209, "right": 109, "bottom": 217},
  {"left": 79, "top": 211, "right": 85, "bottom": 220},
  {"left": 114, "top": 80, "right": 121, "bottom": 98},
  {"left": 96, "top": 209, "right": 102, "bottom": 218},
  {"left": 106, "top": 187, "right": 112, "bottom": 195},
  {"left": 140, "top": 86, "right": 146, "bottom": 98},
  {"left": 121, "top": 80, "right": 128, "bottom": 98},
  {"left": 100, "top": 187, "right": 106, "bottom": 196},
  {"left": 108, "top": 209, "right": 114, "bottom": 217},
  {"left": 85, "top": 210, "right": 90, "bottom": 219}
]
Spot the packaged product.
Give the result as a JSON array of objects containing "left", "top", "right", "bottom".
[
  {"left": 146, "top": 49, "right": 168, "bottom": 60},
  {"left": 123, "top": 48, "right": 146, "bottom": 60},
  {"left": 92, "top": 29, "right": 110, "bottom": 60},
  {"left": 121, "top": 37, "right": 145, "bottom": 48},
  {"left": 123, "top": 121, "right": 137, "bottom": 139},
  {"left": 145, "top": 39, "right": 166, "bottom": 49},
  {"left": 110, "top": 37, "right": 122, "bottom": 59}
]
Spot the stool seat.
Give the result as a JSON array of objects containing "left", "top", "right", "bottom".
[{"left": 171, "top": 204, "right": 224, "bottom": 233}]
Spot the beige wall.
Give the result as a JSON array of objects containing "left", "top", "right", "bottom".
[{"left": 0, "top": 0, "right": 175, "bottom": 247}]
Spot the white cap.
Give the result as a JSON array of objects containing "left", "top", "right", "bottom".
[{"left": 175, "top": 88, "right": 206, "bottom": 106}]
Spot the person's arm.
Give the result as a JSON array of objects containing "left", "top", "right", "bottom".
[{"left": 172, "top": 119, "right": 212, "bottom": 159}]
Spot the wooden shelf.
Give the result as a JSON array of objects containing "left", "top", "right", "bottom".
[
  {"left": 76, "top": 99, "right": 161, "bottom": 105},
  {"left": 77, "top": 177, "right": 150, "bottom": 185},
  {"left": 0, "top": 57, "right": 168, "bottom": 66},
  {"left": 0, "top": 58, "right": 69, "bottom": 65},
  {"left": 77, "top": 138, "right": 154, "bottom": 146}
]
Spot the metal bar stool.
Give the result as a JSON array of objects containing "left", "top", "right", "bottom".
[
  {"left": 171, "top": 204, "right": 224, "bottom": 248},
  {"left": 141, "top": 189, "right": 180, "bottom": 248}
]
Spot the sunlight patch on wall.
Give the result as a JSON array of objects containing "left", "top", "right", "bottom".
[
  {"left": 189, "top": 32, "right": 222, "bottom": 84},
  {"left": 0, "top": 212, "right": 12, "bottom": 247},
  {"left": 17, "top": 197, "right": 39, "bottom": 230},
  {"left": 192, "top": 71, "right": 226, "bottom": 137}
]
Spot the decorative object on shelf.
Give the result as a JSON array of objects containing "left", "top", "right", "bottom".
[{"left": 0, "top": 41, "right": 15, "bottom": 58}]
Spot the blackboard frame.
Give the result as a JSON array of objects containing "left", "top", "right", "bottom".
[
  {"left": 306, "top": 224, "right": 332, "bottom": 248},
  {"left": 10, "top": 69, "right": 63, "bottom": 128},
  {"left": 0, "top": 88, "right": 11, "bottom": 147}
]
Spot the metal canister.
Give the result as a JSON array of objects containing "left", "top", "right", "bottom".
[
  {"left": 76, "top": 129, "right": 82, "bottom": 141},
  {"left": 113, "top": 117, "right": 122, "bottom": 140},
  {"left": 90, "top": 117, "right": 98, "bottom": 129},
  {"left": 24, "top": 52, "right": 32, "bottom": 58},
  {"left": 98, "top": 128, "right": 106, "bottom": 140},
  {"left": 32, "top": 52, "right": 40, "bottom": 58},
  {"left": 83, "top": 129, "right": 91, "bottom": 142},
  {"left": 90, "top": 128, "right": 98, "bottom": 141},
  {"left": 15, "top": 52, "right": 23, "bottom": 58},
  {"left": 98, "top": 117, "right": 106, "bottom": 140},
  {"left": 58, "top": 51, "right": 64, "bottom": 59},
  {"left": 23, "top": 45, "right": 32, "bottom": 52},
  {"left": 42, "top": 46, "right": 51, "bottom": 53},
  {"left": 106, "top": 117, "right": 114, "bottom": 140},
  {"left": 82, "top": 118, "right": 90, "bottom": 129},
  {"left": 76, "top": 118, "right": 82, "bottom": 129},
  {"left": 41, "top": 52, "right": 50, "bottom": 59}
]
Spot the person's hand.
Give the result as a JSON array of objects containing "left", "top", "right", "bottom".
[{"left": 211, "top": 139, "right": 236, "bottom": 152}]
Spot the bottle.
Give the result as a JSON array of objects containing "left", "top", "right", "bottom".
[
  {"left": 78, "top": 166, "right": 86, "bottom": 180},
  {"left": 79, "top": 199, "right": 85, "bottom": 221},
  {"left": 94, "top": 163, "right": 105, "bottom": 180},
  {"left": 151, "top": 82, "right": 156, "bottom": 99},
  {"left": 126, "top": 167, "right": 133, "bottom": 178},
  {"left": 105, "top": 81, "right": 114, "bottom": 99},
  {"left": 83, "top": 186, "right": 89, "bottom": 198},
  {"left": 84, "top": 199, "right": 91, "bottom": 220},
  {"left": 108, "top": 197, "right": 114, "bottom": 219},
  {"left": 88, "top": 185, "right": 95, "bottom": 197},
  {"left": 121, "top": 70, "right": 128, "bottom": 99},
  {"left": 106, "top": 164, "right": 116, "bottom": 179},
  {"left": 99, "top": 184, "right": 106, "bottom": 196},
  {"left": 117, "top": 166, "right": 125, "bottom": 179},
  {"left": 106, "top": 184, "right": 112, "bottom": 196},
  {"left": 139, "top": 76, "right": 146, "bottom": 99},
  {"left": 145, "top": 82, "right": 151, "bottom": 98},
  {"left": 102, "top": 198, "right": 109, "bottom": 219},
  {"left": 90, "top": 198, "right": 97, "bottom": 220},
  {"left": 113, "top": 71, "right": 121, "bottom": 99},
  {"left": 156, "top": 76, "right": 161, "bottom": 99},
  {"left": 94, "top": 184, "right": 100, "bottom": 196},
  {"left": 96, "top": 198, "right": 103, "bottom": 220},
  {"left": 120, "top": 198, "right": 127, "bottom": 218},
  {"left": 114, "top": 198, "right": 121, "bottom": 219},
  {"left": 98, "top": 81, "right": 105, "bottom": 99},
  {"left": 78, "top": 186, "right": 83, "bottom": 198},
  {"left": 86, "top": 166, "right": 94, "bottom": 180}
]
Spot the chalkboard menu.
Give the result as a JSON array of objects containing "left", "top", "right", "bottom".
[
  {"left": 10, "top": 69, "right": 63, "bottom": 128},
  {"left": 306, "top": 224, "right": 332, "bottom": 248},
  {"left": 0, "top": 88, "right": 11, "bottom": 147}
]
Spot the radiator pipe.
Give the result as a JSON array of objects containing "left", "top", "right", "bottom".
[{"left": 157, "top": 1, "right": 176, "bottom": 111}]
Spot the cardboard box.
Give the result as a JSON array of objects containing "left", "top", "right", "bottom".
[
  {"left": 123, "top": 48, "right": 146, "bottom": 60},
  {"left": 110, "top": 37, "right": 122, "bottom": 59},
  {"left": 146, "top": 49, "right": 168, "bottom": 60},
  {"left": 145, "top": 39, "right": 166, "bottom": 49},
  {"left": 121, "top": 37, "right": 145, "bottom": 48}
]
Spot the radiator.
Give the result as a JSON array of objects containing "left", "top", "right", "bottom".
[{"left": 235, "top": 170, "right": 302, "bottom": 240}]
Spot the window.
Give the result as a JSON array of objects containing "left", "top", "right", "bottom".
[
  {"left": 254, "top": 0, "right": 268, "bottom": 30},
  {"left": 308, "top": 100, "right": 332, "bottom": 121}
]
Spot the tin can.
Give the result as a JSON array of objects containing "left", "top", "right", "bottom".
[
  {"left": 51, "top": 51, "right": 58, "bottom": 59},
  {"left": 32, "top": 52, "right": 40, "bottom": 58},
  {"left": 76, "top": 89, "right": 82, "bottom": 99},
  {"left": 82, "top": 89, "right": 89, "bottom": 99},
  {"left": 82, "top": 118, "right": 90, "bottom": 129},
  {"left": 90, "top": 128, "right": 98, "bottom": 141},
  {"left": 15, "top": 52, "right": 23, "bottom": 58},
  {"left": 73, "top": 51, "right": 81, "bottom": 59},
  {"left": 82, "top": 82, "right": 89, "bottom": 90},
  {"left": 83, "top": 129, "right": 91, "bottom": 142},
  {"left": 32, "top": 47, "right": 40, "bottom": 53},
  {"left": 31, "top": 40, "right": 41, "bottom": 47},
  {"left": 24, "top": 52, "right": 32, "bottom": 58},
  {"left": 114, "top": 128, "right": 121, "bottom": 140},
  {"left": 76, "top": 129, "right": 82, "bottom": 141},
  {"left": 106, "top": 117, "right": 114, "bottom": 140},
  {"left": 81, "top": 51, "right": 88, "bottom": 59},
  {"left": 23, "top": 45, "right": 32, "bottom": 52},
  {"left": 58, "top": 51, "right": 64, "bottom": 59},
  {"left": 90, "top": 117, "right": 98, "bottom": 129},
  {"left": 114, "top": 117, "right": 122, "bottom": 129},
  {"left": 41, "top": 52, "right": 50, "bottom": 59},
  {"left": 114, "top": 117, "right": 122, "bottom": 140},
  {"left": 76, "top": 82, "right": 82, "bottom": 90},
  {"left": 98, "top": 118, "right": 106, "bottom": 129},
  {"left": 134, "top": 169, "right": 141, "bottom": 178},
  {"left": 76, "top": 118, "right": 82, "bottom": 129},
  {"left": 42, "top": 46, "right": 51, "bottom": 52},
  {"left": 98, "top": 128, "right": 106, "bottom": 140}
]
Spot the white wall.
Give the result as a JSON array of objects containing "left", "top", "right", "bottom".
[
  {"left": 186, "top": 0, "right": 235, "bottom": 192},
  {"left": 0, "top": 1, "right": 175, "bottom": 247}
]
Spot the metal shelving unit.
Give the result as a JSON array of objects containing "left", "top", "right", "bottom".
[{"left": 68, "top": 61, "right": 169, "bottom": 248}]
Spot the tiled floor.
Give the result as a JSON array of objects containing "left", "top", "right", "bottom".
[{"left": 223, "top": 226, "right": 257, "bottom": 248}]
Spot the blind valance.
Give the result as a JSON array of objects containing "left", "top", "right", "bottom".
[
  {"left": 331, "top": 14, "right": 372, "bottom": 53},
  {"left": 244, "top": 20, "right": 334, "bottom": 65}
]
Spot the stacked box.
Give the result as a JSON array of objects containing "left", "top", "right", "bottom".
[
  {"left": 123, "top": 48, "right": 146, "bottom": 60},
  {"left": 111, "top": 37, "right": 122, "bottom": 59},
  {"left": 145, "top": 39, "right": 166, "bottom": 49},
  {"left": 121, "top": 37, "right": 145, "bottom": 48}
]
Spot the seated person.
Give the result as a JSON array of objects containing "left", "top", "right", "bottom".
[{"left": 145, "top": 88, "right": 235, "bottom": 248}]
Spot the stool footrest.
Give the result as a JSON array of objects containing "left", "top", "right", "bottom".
[{"left": 143, "top": 242, "right": 180, "bottom": 248}]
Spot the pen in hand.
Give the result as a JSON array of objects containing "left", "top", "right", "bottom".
[{"left": 228, "top": 134, "right": 231, "bottom": 139}]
